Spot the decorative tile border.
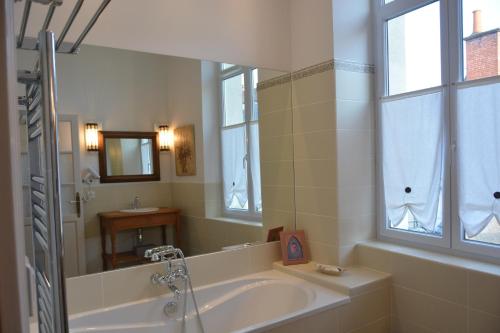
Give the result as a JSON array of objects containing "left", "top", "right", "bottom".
[
  {"left": 258, "top": 59, "right": 375, "bottom": 90},
  {"left": 257, "top": 73, "right": 292, "bottom": 91}
]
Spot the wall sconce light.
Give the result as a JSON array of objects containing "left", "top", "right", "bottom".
[
  {"left": 85, "top": 123, "right": 99, "bottom": 151},
  {"left": 158, "top": 125, "right": 173, "bottom": 151}
]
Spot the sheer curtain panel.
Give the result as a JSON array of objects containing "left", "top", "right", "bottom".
[{"left": 381, "top": 90, "right": 444, "bottom": 230}]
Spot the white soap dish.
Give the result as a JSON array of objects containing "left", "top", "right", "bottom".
[{"left": 316, "top": 263, "right": 346, "bottom": 276}]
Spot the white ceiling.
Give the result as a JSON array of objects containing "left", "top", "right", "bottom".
[{"left": 14, "top": 0, "right": 292, "bottom": 71}]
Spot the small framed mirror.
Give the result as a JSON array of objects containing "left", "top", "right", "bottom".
[{"left": 98, "top": 131, "right": 160, "bottom": 183}]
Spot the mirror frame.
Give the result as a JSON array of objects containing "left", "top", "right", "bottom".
[{"left": 98, "top": 131, "right": 161, "bottom": 183}]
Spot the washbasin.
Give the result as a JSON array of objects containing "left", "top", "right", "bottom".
[{"left": 119, "top": 207, "right": 159, "bottom": 213}]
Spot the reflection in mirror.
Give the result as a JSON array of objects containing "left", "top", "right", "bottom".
[
  {"left": 16, "top": 44, "right": 294, "bottom": 279},
  {"left": 98, "top": 131, "right": 160, "bottom": 183},
  {"left": 105, "top": 138, "right": 153, "bottom": 176}
]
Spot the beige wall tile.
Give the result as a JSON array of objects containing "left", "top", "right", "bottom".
[
  {"left": 264, "top": 308, "right": 339, "bottom": 333},
  {"left": 295, "top": 187, "right": 338, "bottom": 217},
  {"left": 391, "top": 285, "right": 467, "bottom": 333},
  {"left": 101, "top": 262, "right": 167, "bottom": 307},
  {"left": 296, "top": 212, "right": 337, "bottom": 245},
  {"left": 391, "top": 254, "right": 468, "bottom": 305},
  {"left": 292, "top": 70, "right": 335, "bottom": 107},
  {"left": 293, "top": 159, "right": 337, "bottom": 188},
  {"left": 171, "top": 182, "right": 205, "bottom": 203},
  {"left": 249, "top": 242, "right": 282, "bottom": 272},
  {"left": 337, "top": 154, "right": 374, "bottom": 188},
  {"left": 308, "top": 240, "right": 339, "bottom": 265},
  {"left": 259, "top": 109, "right": 293, "bottom": 138},
  {"left": 355, "top": 244, "right": 394, "bottom": 274},
  {"left": 261, "top": 161, "right": 295, "bottom": 187},
  {"left": 262, "top": 208, "right": 295, "bottom": 232},
  {"left": 259, "top": 135, "right": 294, "bottom": 162},
  {"left": 469, "top": 309, "right": 500, "bottom": 333},
  {"left": 338, "top": 215, "right": 376, "bottom": 247},
  {"left": 337, "top": 185, "right": 375, "bottom": 220},
  {"left": 390, "top": 316, "right": 438, "bottom": 333},
  {"left": 66, "top": 274, "right": 103, "bottom": 315},
  {"left": 339, "top": 287, "right": 390, "bottom": 333},
  {"left": 469, "top": 271, "right": 500, "bottom": 316},
  {"left": 187, "top": 248, "right": 252, "bottom": 287},
  {"left": 293, "top": 130, "right": 336, "bottom": 160},
  {"left": 348, "top": 317, "right": 389, "bottom": 333},
  {"left": 293, "top": 100, "right": 336, "bottom": 134},
  {"left": 338, "top": 244, "right": 357, "bottom": 267},
  {"left": 258, "top": 83, "right": 292, "bottom": 114},
  {"left": 261, "top": 186, "right": 295, "bottom": 212}
]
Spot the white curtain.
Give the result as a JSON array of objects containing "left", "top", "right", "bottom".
[
  {"left": 381, "top": 90, "right": 444, "bottom": 230},
  {"left": 249, "top": 123, "right": 262, "bottom": 211},
  {"left": 457, "top": 82, "right": 500, "bottom": 237},
  {"left": 222, "top": 126, "right": 248, "bottom": 209}
]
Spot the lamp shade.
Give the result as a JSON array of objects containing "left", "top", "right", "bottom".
[{"left": 85, "top": 123, "right": 99, "bottom": 151}]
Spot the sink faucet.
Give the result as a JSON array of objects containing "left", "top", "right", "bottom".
[{"left": 133, "top": 196, "right": 140, "bottom": 209}]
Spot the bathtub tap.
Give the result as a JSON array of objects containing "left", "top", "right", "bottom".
[
  {"left": 146, "top": 246, "right": 188, "bottom": 299},
  {"left": 144, "top": 245, "right": 205, "bottom": 333}
]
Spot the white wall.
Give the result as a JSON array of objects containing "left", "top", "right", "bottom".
[
  {"left": 162, "top": 56, "right": 206, "bottom": 183},
  {"left": 14, "top": 0, "right": 292, "bottom": 71},
  {"left": 290, "top": 0, "right": 334, "bottom": 71},
  {"left": 18, "top": 45, "right": 175, "bottom": 182},
  {"left": 332, "top": 0, "right": 374, "bottom": 64}
]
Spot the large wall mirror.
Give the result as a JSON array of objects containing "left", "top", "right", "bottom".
[
  {"left": 98, "top": 131, "right": 161, "bottom": 183},
  {"left": 16, "top": 43, "right": 295, "bottom": 280}
]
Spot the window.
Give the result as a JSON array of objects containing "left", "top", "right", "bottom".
[
  {"left": 220, "top": 64, "right": 262, "bottom": 220},
  {"left": 376, "top": 0, "right": 500, "bottom": 258},
  {"left": 387, "top": 2, "right": 441, "bottom": 95},
  {"left": 462, "top": 1, "right": 500, "bottom": 80}
]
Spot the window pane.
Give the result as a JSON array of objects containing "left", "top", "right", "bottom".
[
  {"left": 466, "top": 218, "right": 500, "bottom": 246},
  {"left": 251, "top": 69, "right": 259, "bottom": 121},
  {"left": 387, "top": 2, "right": 441, "bottom": 95},
  {"left": 462, "top": 0, "right": 500, "bottom": 81},
  {"left": 385, "top": 0, "right": 395, "bottom": 3},
  {"left": 221, "top": 126, "right": 248, "bottom": 211},
  {"left": 222, "top": 74, "right": 245, "bottom": 126},
  {"left": 222, "top": 63, "right": 235, "bottom": 70}
]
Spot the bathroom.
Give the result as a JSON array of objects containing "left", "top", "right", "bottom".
[{"left": 0, "top": 0, "right": 499, "bottom": 332}]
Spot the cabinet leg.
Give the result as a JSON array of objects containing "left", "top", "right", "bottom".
[
  {"left": 100, "top": 222, "right": 107, "bottom": 271},
  {"left": 162, "top": 226, "right": 167, "bottom": 245},
  {"left": 175, "top": 215, "right": 181, "bottom": 249},
  {"left": 110, "top": 230, "right": 117, "bottom": 269}
]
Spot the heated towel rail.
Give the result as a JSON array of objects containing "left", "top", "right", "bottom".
[{"left": 16, "top": 1, "right": 112, "bottom": 332}]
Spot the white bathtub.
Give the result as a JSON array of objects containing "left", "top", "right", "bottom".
[{"left": 69, "top": 270, "right": 349, "bottom": 333}]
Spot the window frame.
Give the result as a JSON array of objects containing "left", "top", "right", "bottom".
[
  {"left": 375, "top": 0, "right": 500, "bottom": 260},
  {"left": 219, "top": 64, "right": 261, "bottom": 221}
]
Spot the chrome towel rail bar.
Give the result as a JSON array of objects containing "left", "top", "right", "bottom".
[{"left": 17, "top": 0, "right": 112, "bottom": 54}]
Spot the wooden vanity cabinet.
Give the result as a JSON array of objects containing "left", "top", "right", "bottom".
[{"left": 99, "top": 208, "right": 181, "bottom": 270}]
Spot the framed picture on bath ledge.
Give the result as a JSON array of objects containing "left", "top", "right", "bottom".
[{"left": 279, "top": 230, "right": 309, "bottom": 266}]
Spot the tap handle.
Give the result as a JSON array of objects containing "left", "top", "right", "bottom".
[{"left": 144, "top": 245, "right": 177, "bottom": 259}]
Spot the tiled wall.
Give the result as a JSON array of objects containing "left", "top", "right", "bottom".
[
  {"left": 357, "top": 242, "right": 500, "bottom": 333},
  {"left": 285, "top": 60, "right": 375, "bottom": 266},
  {"left": 66, "top": 241, "right": 282, "bottom": 315},
  {"left": 334, "top": 64, "right": 376, "bottom": 265},
  {"left": 171, "top": 182, "right": 262, "bottom": 256},
  {"left": 258, "top": 76, "right": 297, "bottom": 235}
]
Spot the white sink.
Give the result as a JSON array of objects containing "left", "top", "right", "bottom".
[{"left": 119, "top": 207, "right": 159, "bottom": 213}]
